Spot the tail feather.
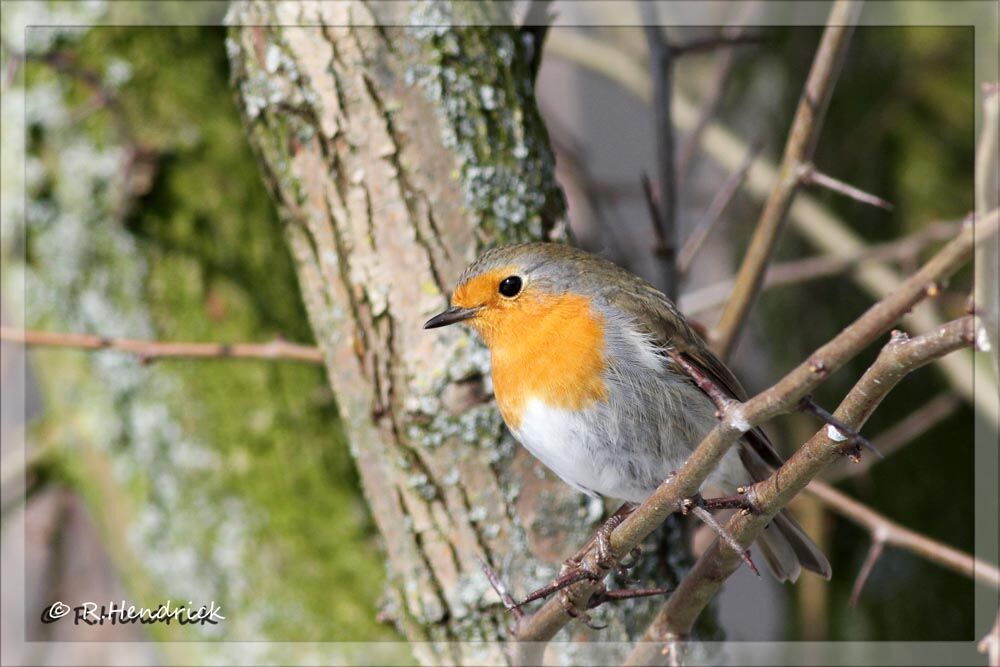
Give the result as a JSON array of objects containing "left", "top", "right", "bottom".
[
  {"left": 738, "top": 442, "right": 833, "bottom": 582},
  {"left": 756, "top": 519, "right": 802, "bottom": 582}
]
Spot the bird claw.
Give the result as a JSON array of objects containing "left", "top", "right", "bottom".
[{"left": 558, "top": 589, "right": 607, "bottom": 629}]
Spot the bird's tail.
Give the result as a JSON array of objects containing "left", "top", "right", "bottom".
[
  {"left": 739, "top": 444, "right": 832, "bottom": 583},
  {"left": 756, "top": 507, "right": 832, "bottom": 582}
]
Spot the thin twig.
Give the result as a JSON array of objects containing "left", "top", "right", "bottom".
[
  {"left": 641, "top": 5, "right": 679, "bottom": 301},
  {"left": 667, "top": 349, "right": 735, "bottom": 413},
  {"left": 797, "top": 394, "right": 883, "bottom": 460},
  {"left": 711, "top": 0, "right": 862, "bottom": 359},
  {"left": 676, "top": 2, "right": 762, "bottom": 179},
  {"left": 678, "top": 138, "right": 763, "bottom": 275},
  {"left": 848, "top": 537, "right": 885, "bottom": 607},
  {"left": 670, "top": 32, "right": 766, "bottom": 56},
  {"left": 798, "top": 163, "right": 894, "bottom": 210},
  {"left": 680, "top": 220, "right": 959, "bottom": 316},
  {"left": 513, "top": 211, "right": 998, "bottom": 645},
  {"left": 809, "top": 480, "right": 1000, "bottom": 589},
  {"left": 544, "top": 27, "right": 998, "bottom": 425},
  {"left": 0, "top": 327, "right": 324, "bottom": 364}
]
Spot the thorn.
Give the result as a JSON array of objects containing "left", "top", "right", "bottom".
[
  {"left": 475, "top": 555, "right": 525, "bottom": 620},
  {"left": 798, "top": 395, "right": 884, "bottom": 459},
  {"left": 587, "top": 586, "right": 673, "bottom": 609},
  {"left": 688, "top": 505, "right": 757, "bottom": 575}
]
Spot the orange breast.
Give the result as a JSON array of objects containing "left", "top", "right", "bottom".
[{"left": 484, "top": 293, "right": 608, "bottom": 429}]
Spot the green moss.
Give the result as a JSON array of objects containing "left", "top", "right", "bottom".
[
  {"left": 405, "top": 2, "right": 566, "bottom": 245},
  {"left": 21, "top": 25, "right": 393, "bottom": 642}
]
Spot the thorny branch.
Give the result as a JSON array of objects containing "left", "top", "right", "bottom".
[
  {"left": 510, "top": 210, "right": 999, "bottom": 648},
  {"left": 0, "top": 327, "right": 323, "bottom": 364},
  {"left": 712, "top": 0, "right": 861, "bottom": 359},
  {"left": 823, "top": 392, "right": 961, "bottom": 482},
  {"left": 631, "top": 314, "right": 993, "bottom": 656}
]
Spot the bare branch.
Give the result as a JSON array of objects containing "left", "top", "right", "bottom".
[
  {"left": 675, "top": 2, "right": 761, "bottom": 180},
  {"left": 513, "top": 210, "right": 998, "bottom": 645},
  {"left": 641, "top": 7, "right": 679, "bottom": 300},
  {"left": 808, "top": 480, "right": 1000, "bottom": 589},
  {"left": 678, "top": 138, "right": 763, "bottom": 275},
  {"left": 687, "top": 504, "right": 759, "bottom": 576},
  {"left": 0, "top": 327, "right": 323, "bottom": 364},
  {"left": 797, "top": 394, "right": 882, "bottom": 460},
  {"left": 798, "top": 163, "right": 894, "bottom": 210},
  {"left": 671, "top": 32, "right": 767, "bottom": 56},
  {"left": 680, "top": 220, "right": 960, "bottom": 316},
  {"left": 636, "top": 314, "right": 987, "bottom": 646},
  {"left": 824, "top": 392, "right": 961, "bottom": 482},
  {"left": 711, "top": 0, "right": 862, "bottom": 359},
  {"left": 544, "top": 28, "right": 996, "bottom": 424}
]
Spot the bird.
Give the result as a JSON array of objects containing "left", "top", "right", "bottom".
[{"left": 424, "top": 242, "right": 831, "bottom": 583}]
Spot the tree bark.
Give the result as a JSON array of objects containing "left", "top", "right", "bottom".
[{"left": 227, "top": 2, "right": 660, "bottom": 661}]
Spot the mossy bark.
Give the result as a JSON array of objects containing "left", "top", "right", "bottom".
[{"left": 226, "top": 2, "right": 657, "bottom": 661}]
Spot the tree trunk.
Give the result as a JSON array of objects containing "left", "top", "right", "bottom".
[{"left": 227, "top": 2, "right": 656, "bottom": 662}]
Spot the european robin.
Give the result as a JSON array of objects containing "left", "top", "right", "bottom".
[{"left": 425, "top": 242, "right": 831, "bottom": 582}]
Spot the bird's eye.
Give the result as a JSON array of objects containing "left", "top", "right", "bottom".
[{"left": 498, "top": 275, "right": 522, "bottom": 298}]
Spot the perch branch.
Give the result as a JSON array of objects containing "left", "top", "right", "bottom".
[
  {"left": 0, "top": 327, "right": 323, "bottom": 364},
  {"left": 634, "top": 314, "right": 989, "bottom": 650},
  {"left": 513, "top": 211, "right": 998, "bottom": 646},
  {"left": 711, "top": 0, "right": 861, "bottom": 359},
  {"left": 823, "top": 392, "right": 961, "bottom": 482}
]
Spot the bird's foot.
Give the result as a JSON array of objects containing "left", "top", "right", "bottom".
[
  {"left": 555, "top": 582, "right": 673, "bottom": 629},
  {"left": 517, "top": 503, "right": 640, "bottom": 609}
]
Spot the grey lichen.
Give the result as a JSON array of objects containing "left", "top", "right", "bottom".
[{"left": 404, "top": 0, "right": 565, "bottom": 247}]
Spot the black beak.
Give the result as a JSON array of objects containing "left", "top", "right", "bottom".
[{"left": 423, "top": 306, "right": 479, "bottom": 329}]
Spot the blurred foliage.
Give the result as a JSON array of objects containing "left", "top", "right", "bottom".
[
  {"left": 726, "top": 26, "right": 976, "bottom": 641},
  {"left": 15, "top": 24, "right": 394, "bottom": 644}
]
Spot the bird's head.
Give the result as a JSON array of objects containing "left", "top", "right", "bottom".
[{"left": 423, "top": 243, "right": 605, "bottom": 352}]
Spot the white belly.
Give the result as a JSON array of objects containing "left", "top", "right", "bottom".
[
  {"left": 509, "top": 397, "right": 750, "bottom": 504},
  {"left": 510, "top": 399, "right": 652, "bottom": 502}
]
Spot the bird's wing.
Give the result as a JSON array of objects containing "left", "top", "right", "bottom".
[{"left": 607, "top": 282, "right": 785, "bottom": 470}]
